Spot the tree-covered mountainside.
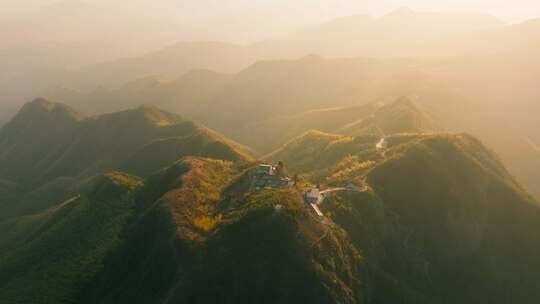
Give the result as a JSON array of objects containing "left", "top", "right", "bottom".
[
  {"left": 0, "top": 157, "right": 363, "bottom": 303},
  {"left": 0, "top": 98, "right": 251, "bottom": 184},
  {"left": 1, "top": 124, "right": 539, "bottom": 303},
  {"left": 2, "top": 5, "right": 540, "bottom": 303},
  {"left": 270, "top": 132, "right": 540, "bottom": 303},
  {"left": 239, "top": 97, "right": 437, "bottom": 153},
  {"left": 339, "top": 97, "right": 437, "bottom": 136},
  {"left": 0, "top": 99, "right": 252, "bottom": 220},
  {"left": 0, "top": 172, "right": 143, "bottom": 303},
  {"left": 0, "top": 98, "right": 82, "bottom": 136}
]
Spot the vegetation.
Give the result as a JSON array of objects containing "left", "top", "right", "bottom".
[
  {"left": 1, "top": 92, "right": 540, "bottom": 304},
  {"left": 75, "top": 158, "right": 363, "bottom": 304},
  {"left": 0, "top": 173, "right": 142, "bottom": 303},
  {"left": 0, "top": 100, "right": 252, "bottom": 220}
]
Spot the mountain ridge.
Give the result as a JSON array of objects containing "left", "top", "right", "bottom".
[
  {"left": 0, "top": 99, "right": 253, "bottom": 219},
  {"left": 2, "top": 130, "right": 539, "bottom": 303}
]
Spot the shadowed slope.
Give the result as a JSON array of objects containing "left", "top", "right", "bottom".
[
  {"left": 272, "top": 131, "right": 540, "bottom": 303},
  {"left": 0, "top": 172, "right": 143, "bottom": 303},
  {"left": 0, "top": 100, "right": 252, "bottom": 186}
]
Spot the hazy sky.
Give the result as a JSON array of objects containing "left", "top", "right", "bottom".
[
  {"left": 2, "top": 0, "right": 540, "bottom": 23},
  {"left": 2, "top": 0, "right": 540, "bottom": 48}
]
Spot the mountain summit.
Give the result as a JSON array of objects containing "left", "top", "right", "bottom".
[
  {"left": 0, "top": 98, "right": 81, "bottom": 149},
  {"left": 0, "top": 99, "right": 252, "bottom": 191}
]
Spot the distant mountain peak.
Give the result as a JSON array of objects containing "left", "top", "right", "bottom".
[
  {"left": 0, "top": 98, "right": 82, "bottom": 147},
  {"left": 134, "top": 104, "right": 182, "bottom": 126},
  {"left": 17, "top": 98, "right": 81, "bottom": 122},
  {"left": 92, "top": 105, "right": 184, "bottom": 129},
  {"left": 136, "top": 104, "right": 161, "bottom": 112},
  {"left": 26, "top": 97, "right": 56, "bottom": 110}
]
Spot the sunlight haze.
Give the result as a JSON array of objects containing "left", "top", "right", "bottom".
[
  {"left": 2, "top": 0, "right": 540, "bottom": 303},
  {"left": 2, "top": 0, "right": 540, "bottom": 23}
]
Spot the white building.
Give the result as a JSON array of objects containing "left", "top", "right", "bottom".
[
  {"left": 305, "top": 188, "right": 320, "bottom": 203},
  {"left": 376, "top": 138, "right": 388, "bottom": 150}
]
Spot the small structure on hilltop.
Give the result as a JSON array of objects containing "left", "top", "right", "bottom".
[
  {"left": 304, "top": 184, "right": 367, "bottom": 217},
  {"left": 257, "top": 164, "right": 275, "bottom": 176},
  {"left": 266, "top": 176, "right": 292, "bottom": 188},
  {"left": 376, "top": 137, "right": 388, "bottom": 150},
  {"left": 305, "top": 188, "right": 320, "bottom": 204},
  {"left": 304, "top": 188, "right": 324, "bottom": 217},
  {"left": 252, "top": 162, "right": 293, "bottom": 190}
]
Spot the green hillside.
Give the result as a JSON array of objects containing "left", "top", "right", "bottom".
[
  {"left": 0, "top": 179, "right": 23, "bottom": 219},
  {"left": 81, "top": 157, "right": 363, "bottom": 304},
  {"left": 0, "top": 99, "right": 82, "bottom": 182},
  {"left": 0, "top": 157, "right": 363, "bottom": 303},
  {"left": 0, "top": 99, "right": 252, "bottom": 220},
  {"left": 272, "top": 131, "right": 540, "bottom": 302},
  {"left": 357, "top": 135, "right": 539, "bottom": 303},
  {"left": 1, "top": 126, "right": 540, "bottom": 303},
  {"left": 0, "top": 172, "right": 143, "bottom": 303},
  {"left": 0, "top": 99, "right": 251, "bottom": 184},
  {"left": 236, "top": 104, "right": 380, "bottom": 153},
  {"left": 338, "top": 97, "right": 437, "bottom": 136},
  {"left": 1, "top": 131, "right": 539, "bottom": 303},
  {"left": 239, "top": 97, "right": 436, "bottom": 153}
]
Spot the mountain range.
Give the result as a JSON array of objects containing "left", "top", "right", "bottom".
[
  {"left": 44, "top": 54, "right": 540, "bottom": 199},
  {"left": 0, "top": 99, "right": 252, "bottom": 220},
  {"left": 1, "top": 99, "right": 539, "bottom": 303},
  {"left": 2, "top": 6, "right": 540, "bottom": 303},
  {"left": 3, "top": 7, "right": 537, "bottom": 120}
]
